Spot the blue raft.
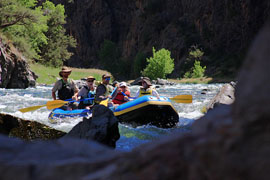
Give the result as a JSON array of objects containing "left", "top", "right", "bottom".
[{"left": 112, "top": 95, "right": 179, "bottom": 128}]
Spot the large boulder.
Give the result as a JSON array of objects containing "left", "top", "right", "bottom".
[
  {"left": 65, "top": 105, "right": 120, "bottom": 148},
  {"left": 0, "top": 38, "right": 37, "bottom": 89},
  {"left": 205, "top": 82, "right": 235, "bottom": 111}
]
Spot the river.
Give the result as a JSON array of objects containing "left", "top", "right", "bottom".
[{"left": 0, "top": 83, "right": 223, "bottom": 151}]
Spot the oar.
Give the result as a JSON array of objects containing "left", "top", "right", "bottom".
[
  {"left": 124, "top": 94, "right": 192, "bottom": 103},
  {"left": 169, "top": 95, "right": 192, "bottom": 103},
  {"left": 100, "top": 87, "right": 118, "bottom": 106},
  {"left": 19, "top": 98, "right": 94, "bottom": 113},
  {"left": 19, "top": 104, "right": 47, "bottom": 113}
]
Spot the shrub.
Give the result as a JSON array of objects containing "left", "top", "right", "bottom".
[
  {"left": 142, "top": 47, "right": 174, "bottom": 79},
  {"left": 183, "top": 46, "right": 206, "bottom": 78}
]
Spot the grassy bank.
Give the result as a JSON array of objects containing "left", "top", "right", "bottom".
[
  {"left": 30, "top": 64, "right": 234, "bottom": 85},
  {"left": 30, "top": 63, "right": 111, "bottom": 85}
]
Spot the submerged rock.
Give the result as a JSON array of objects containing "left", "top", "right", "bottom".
[{"left": 0, "top": 113, "right": 65, "bottom": 140}]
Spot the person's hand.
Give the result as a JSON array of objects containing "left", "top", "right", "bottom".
[
  {"left": 72, "top": 95, "right": 77, "bottom": 101},
  {"left": 124, "top": 96, "right": 129, "bottom": 101},
  {"left": 107, "top": 95, "right": 112, "bottom": 99}
]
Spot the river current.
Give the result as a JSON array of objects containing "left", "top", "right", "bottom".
[{"left": 0, "top": 83, "right": 223, "bottom": 151}]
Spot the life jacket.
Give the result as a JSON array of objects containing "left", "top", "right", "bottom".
[
  {"left": 82, "top": 86, "right": 95, "bottom": 105},
  {"left": 113, "top": 90, "right": 130, "bottom": 104},
  {"left": 58, "top": 79, "right": 74, "bottom": 100},
  {"left": 138, "top": 87, "right": 153, "bottom": 97}
]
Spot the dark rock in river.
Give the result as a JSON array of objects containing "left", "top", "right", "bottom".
[
  {"left": 65, "top": 105, "right": 120, "bottom": 148},
  {"left": 0, "top": 113, "right": 65, "bottom": 140}
]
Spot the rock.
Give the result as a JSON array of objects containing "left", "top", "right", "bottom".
[
  {"left": 0, "top": 135, "right": 119, "bottom": 180},
  {"left": 130, "top": 77, "right": 143, "bottom": 85},
  {"left": 65, "top": 105, "right": 120, "bottom": 148},
  {"left": 56, "top": 0, "right": 270, "bottom": 78},
  {"left": 0, "top": 113, "right": 65, "bottom": 140},
  {"left": 0, "top": 38, "right": 37, "bottom": 89},
  {"left": 206, "top": 83, "right": 235, "bottom": 111},
  {"left": 156, "top": 78, "right": 176, "bottom": 85}
]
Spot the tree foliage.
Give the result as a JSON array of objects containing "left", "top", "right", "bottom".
[
  {"left": 39, "top": 1, "right": 76, "bottom": 67},
  {"left": 184, "top": 46, "right": 206, "bottom": 78},
  {"left": 0, "top": 0, "right": 76, "bottom": 67},
  {"left": 142, "top": 47, "right": 174, "bottom": 79}
]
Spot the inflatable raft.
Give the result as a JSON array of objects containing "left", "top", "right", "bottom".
[
  {"left": 112, "top": 95, "right": 179, "bottom": 128},
  {"left": 48, "top": 95, "right": 179, "bottom": 128}
]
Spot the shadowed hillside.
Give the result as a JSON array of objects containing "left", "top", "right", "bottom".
[{"left": 54, "top": 0, "right": 269, "bottom": 79}]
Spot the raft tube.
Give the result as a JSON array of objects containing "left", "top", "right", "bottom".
[
  {"left": 48, "top": 108, "right": 91, "bottom": 123},
  {"left": 112, "top": 95, "right": 179, "bottom": 128}
]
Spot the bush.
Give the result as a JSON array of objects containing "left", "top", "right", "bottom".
[
  {"left": 142, "top": 47, "right": 174, "bottom": 79},
  {"left": 183, "top": 46, "right": 206, "bottom": 78}
]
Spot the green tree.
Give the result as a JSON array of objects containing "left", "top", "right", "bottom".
[
  {"left": 142, "top": 47, "right": 174, "bottom": 79},
  {"left": 0, "top": 0, "right": 76, "bottom": 66},
  {"left": 39, "top": 1, "right": 76, "bottom": 67},
  {"left": 0, "top": 0, "right": 48, "bottom": 59},
  {"left": 184, "top": 46, "right": 206, "bottom": 78}
]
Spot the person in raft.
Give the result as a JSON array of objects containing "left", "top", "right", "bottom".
[
  {"left": 134, "top": 77, "right": 160, "bottom": 99},
  {"left": 52, "top": 66, "right": 79, "bottom": 110},
  {"left": 76, "top": 76, "right": 96, "bottom": 109},
  {"left": 95, "top": 74, "right": 115, "bottom": 105},
  {"left": 112, "top": 81, "right": 131, "bottom": 105}
]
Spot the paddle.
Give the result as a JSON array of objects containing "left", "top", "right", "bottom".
[
  {"left": 19, "top": 98, "right": 94, "bottom": 113},
  {"left": 124, "top": 94, "right": 192, "bottom": 103},
  {"left": 169, "top": 95, "right": 192, "bottom": 103}
]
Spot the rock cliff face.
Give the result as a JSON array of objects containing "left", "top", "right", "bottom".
[
  {"left": 0, "top": 39, "right": 37, "bottom": 89},
  {"left": 58, "top": 0, "right": 269, "bottom": 78}
]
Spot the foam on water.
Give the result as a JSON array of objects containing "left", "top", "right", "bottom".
[{"left": 0, "top": 83, "right": 223, "bottom": 151}]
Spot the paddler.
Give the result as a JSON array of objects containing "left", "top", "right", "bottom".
[
  {"left": 95, "top": 74, "right": 115, "bottom": 105},
  {"left": 52, "top": 66, "right": 78, "bottom": 110},
  {"left": 134, "top": 77, "right": 160, "bottom": 99}
]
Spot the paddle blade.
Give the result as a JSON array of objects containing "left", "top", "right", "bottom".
[
  {"left": 46, "top": 100, "right": 68, "bottom": 110},
  {"left": 19, "top": 105, "right": 46, "bottom": 113},
  {"left": 100, "top": 99, "right": 108, "bottom": 106},
  {"left": 170, "top": 95, "right": 193, "bottom": 103}
]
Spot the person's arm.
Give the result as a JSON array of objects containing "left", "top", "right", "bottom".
[
  {"left": 95, "top": 85, "right": 106, "bottom": 101},
  {"left": 134, "top": 89, "right": 140, "bottom": 99},
  {"left": 52, "top": 91, "right": 56, "bottom": 100},
  {"left": 123, "top": 91, "right": 131, "bottom": 101},
  {"left": 152, "top": 89, "right": 160, "bottom": 99},
  {"left": 51, "top": 80, "right": 60, "bottom": 100},
  {"left": 71, "top": 80, "right": 79, "bottom": 100}
]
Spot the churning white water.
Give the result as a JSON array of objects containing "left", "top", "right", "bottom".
[{"left": 0, "top": 83, "right": 223, "bottom": 151}]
